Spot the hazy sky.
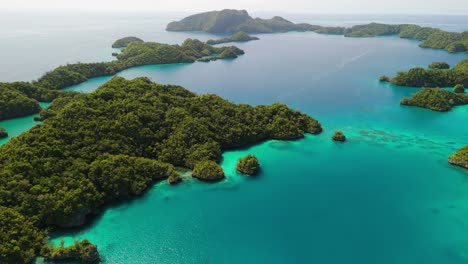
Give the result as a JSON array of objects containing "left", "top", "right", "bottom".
[{"left": 2, "top": 0, "right": 468, "bottom": 15}]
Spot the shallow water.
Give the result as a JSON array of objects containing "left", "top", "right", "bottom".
[{"left": 0, "top": 12, "right": 467, "bottom": 264}]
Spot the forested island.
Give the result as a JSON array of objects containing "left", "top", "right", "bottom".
[
  {"left": 0, "top": 39, "right": 244, "bottom": 121},
  {"left": 449, "top": 146, "right": 468, "bottom": 169},
  {"left": 236, "top": 155, "right": 260, "bottom": 175},
  {"left": 112, "top": 36, "right": 144, "bottom": 48},
  {"left": 0, "top": 127, "right": 8, "bottom": 138},
  {"left": 386, "top": 59, "right": 468, "bottom": 87},
  {"left": 167, "top": 10, "right": 468, "bottom": 53},
  {"left": 0, "top": 76, "right": 322, "bottom": 263},
  {"left": 400, "top": 88, "right": 468, "bottom": 111},
  {"left": 206, "top": 32, "right": 259, "bottom": 45}
]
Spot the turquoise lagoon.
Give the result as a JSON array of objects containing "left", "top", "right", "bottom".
[{"left": 0, "top": 13, "right": 467, "bottom": 264}]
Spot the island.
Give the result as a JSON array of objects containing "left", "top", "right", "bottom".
[
  {"left": 448, "top": 146, "right": 468, "bottom": 169},
  {"left": 400, "top": 88, "right": 468, "bottom": 111},
  {"left": 0, "top": 76, "right": 322, "bottom": 263},
  {"left": 206, "top": 32, "right": 259, "bottom": 45},
  {"left": 0, "top": 127, "right": 7, "bottom": 138},
  {"left": 332, "top": 131, "right": 347, "bottom": 142},
  {"left": 454, "top": 84, "right": 465, "bottom": 93},
  {"left": 40, "top": 240, "right": 100, "bottom": 262},
  {"left": 192, "top": 160, "right": 225, "bottom": 182},
  {"left": 111, "top": 36, "right": 144, "bottom": 48},
  {"left": 236, "top": 154, "right": 260, "bottom": 175},
  {"left": 387, "top": 59, "right": 468, "bottom": 87},
  {"left": 167, "top": 10, "right": 468, "bottom": 53},
  {"left": 0, "top": 38, "right": 244, "bottom": 121},
  {"left": 167, "top": 9, "right": 322, "bottom": 33}
]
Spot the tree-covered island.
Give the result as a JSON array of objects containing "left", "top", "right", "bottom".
[
  {"left": 0, "top": 39, "right": 244, "bottom": 121},
  {"left": 206, "top": 32, "right": 259, "bottom": 45},
  {"left": 111, "top": 36, "right": 144, "bottom": 48},
  {"left": 400, "top": 88, "right": 468, "bottom": 112},
  {"left": 0, "top": 76, "right": 322, "bottom": 263},
  {"left": 236, "top": 154, "right": 260, "bottom": 175},
  {"left": 167, "top": 10, "right": 468, "bottom": 53},
  {"left": 387, "top": 59, "right": 468, "bottom": 88},
  {"left": 449, "top": 146, "right": 468, "bottom": 169}
]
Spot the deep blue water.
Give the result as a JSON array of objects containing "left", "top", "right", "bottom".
[{"left": 0, "top": 12, "right": 467, "bottom": 264}]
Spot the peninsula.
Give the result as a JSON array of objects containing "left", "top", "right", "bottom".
[
  {"left": 0, "top": 77, "right": 322, "bottom": 263},
  {"left": 0, "top": 38, "right": 244, "bottom": 121},
  {"left": 167, "top": 10, "right": 468, "bottom": 53},
  {"left": 206, "top": 32, "right": 259, "bottom": 45},
  {"left": 385, "top": 59, "right": 468, "bottom": 87},
  {"left": 400, "top": 88, "right": 468, "bottom": 111}
]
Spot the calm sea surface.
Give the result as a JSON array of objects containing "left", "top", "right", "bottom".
[{"left": 0, "top": 12, "right": 467, "bottom": 264}]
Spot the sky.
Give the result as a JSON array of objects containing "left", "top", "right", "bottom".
[{"left": 1, "top": 0, "right": 468, "bottom": 15}]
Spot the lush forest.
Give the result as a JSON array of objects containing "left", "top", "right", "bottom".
[
  {"left": 206, "top": 32, "right": 259, "bottom": 45},
  {"left": 400, "top": 88, "right": 468, "bottom": 111},
  {"left": 0, "top": 84, "right": 42, "bottom": 120},
  {"left": 236, "top": 155, "right": 260, "bottom": 175},
  {"left": 0, "top": 77, "right": 322, "bottom": 263},
  {"left": 449, "top": 146, "right": 468, "bottom": 169},
  {"left": 111, "top": 36, "right": 144, "bottom": 48},
  {"left": 389, "top": 59, "right": 468, "bottom": 87},
  {"left": 0, "top": 39, "right": 244, "bottom": 121}
]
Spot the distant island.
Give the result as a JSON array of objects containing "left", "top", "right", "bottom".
[
  {"left": 449, "top": 146, "right": 468, "bottom": 169},
  {"left": 0, "top": 76, "right": 322, "bottom": 263},
  {"left": 166, "top": 9, "right": 320, "bottom": 33},
  {"left": 400, "top": 88, "right": 468, "bottom": 111},
  {"left": 0, "top": 38, "right": 244, "bottom": 121},
  {"left": 112, "top": 36, "right": 144, "bottom": 48},
  {"left": 207, "top": 32, "right": 259, "bottom": 45},
  {"left": 167, "top": 10, "right": 468, "bottom": 53}
]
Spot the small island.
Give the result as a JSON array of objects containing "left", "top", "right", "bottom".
[
  {"left": 332, "top": 131, "right": 347, "bottom": 142},
  {"left": 400, "top": 88, "right": 468, "bottom": 111},
  {"left": 0, "top": 127, "right": 8, "bottom": 138},
  {"left": 454, "top": 84, "right": 465, "bottom": 93},
  {"left": 206, "top": 32, "right": 259, "bottom": 45},
  {"left": 111, "top": 36, "right": 144, "bottom": 48},
  {"left": 236, "top": 154, "right": 260, "bottom": 175},
  {"left": 0, "top": 38, "right": 245, "bottom": 121},
  {"left": 40, "top": 240, "right": 100, "bottom": 262},
  {"left": 448, "top": 146, "right": 468, "bottom": 169},
  {"left": 192, "top": 160, "right": 225, "bottom": 182}
]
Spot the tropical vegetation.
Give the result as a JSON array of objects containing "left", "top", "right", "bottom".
[
  {"left": 207, "top": 32, "right": 259, "bottom": 45},
  {"left": 448, "top": 146, "right": 468, "bottom": 169},
  {"left": 332, "top": 131, "right": 346, "bottom": 142},
  {"left": 192, "top": 160, "right": 225, "bottom": 181},
  {"left": 0, "top": 39, "right": 244, "bottom": 120},
  {"left": 0, "top": 76, "right": 322, "bottom": 263},
  {"left": 236, "top": 154, "right": 260, "bottom": 175},
  {"left": 389, "top": 59, "right": 468, "bottom": 87},
  {"left": 400, "top": 88, "right": 468, "bottom": 111}
]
